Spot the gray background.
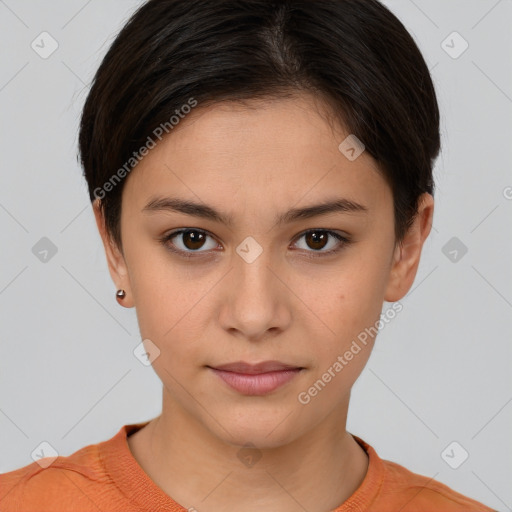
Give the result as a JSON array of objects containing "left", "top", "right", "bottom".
[{"left": 1, "top": 0, "right": 511, "bottom": 510}]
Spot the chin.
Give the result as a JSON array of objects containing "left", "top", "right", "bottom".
[{"left": 206, "top": 404, "right": 309, "bottom": 450}]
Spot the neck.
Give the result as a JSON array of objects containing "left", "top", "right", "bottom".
[{"left": 128, "top": 390, "right": 369, "bottom": 512}]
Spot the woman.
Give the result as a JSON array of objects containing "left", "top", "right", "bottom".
[{"left": 0, "top": 0, "right": 495, "bottom": 510}]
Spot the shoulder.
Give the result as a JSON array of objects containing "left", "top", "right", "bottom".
[
  {"left": 349, "top": 436, "right": 495, "bottom": 512},
  {"left": 379, "top": 458, "right": 495, "bottom": 511},
  {"left": 0, "top": 436, "right": 118, "bottom": 512}
]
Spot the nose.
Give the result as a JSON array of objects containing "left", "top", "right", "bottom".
[{"left": 217, "top": 243, "right": 292, "bottom": 342}]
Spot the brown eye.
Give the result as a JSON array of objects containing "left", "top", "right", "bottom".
[
  {"left": 292, "top": 229, "right": 350, "bottom": 257},
  {"left": 181, "top": 230, "right": 206, "bottom": 250},
  {"left": 161, "top": 229, "right": 219, "bottom": 256},
  {"left": 304, "top": 231, "right": 329, "bottom": 251}
]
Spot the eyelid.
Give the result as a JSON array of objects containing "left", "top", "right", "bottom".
[
  {"left": 159, "top": 227, "right": 352, "bottom": 259},
  {"left": 290, "top": 229, "right": 351, "bottom": 258},
  {"left": 159, "top": 228, "right": 221, "bottom": 259}
]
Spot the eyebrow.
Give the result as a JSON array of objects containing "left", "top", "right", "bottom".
[{"left": 142, "top": 196, "right": 368, "bottom": 226}]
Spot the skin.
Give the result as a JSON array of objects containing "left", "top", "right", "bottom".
[{"left": 94, "top": 93, "right": 434, "bottom": 512}]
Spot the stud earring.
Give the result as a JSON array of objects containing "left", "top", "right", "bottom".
[{"left": 116, "top": 289, "right": 126, "bottom": 304}]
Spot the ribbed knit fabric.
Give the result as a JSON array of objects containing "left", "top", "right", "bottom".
[{"left": 0, "top": 422, "right": 494, "bottom": 511}]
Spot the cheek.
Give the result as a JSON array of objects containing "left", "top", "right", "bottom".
[
  {"left": 328, "top": 268, "right": 385, "bottom": 330},
  {"left": 308, "top": 256, "right": 389, "bottom": 366},
  {"left": 305, "top": 286, "right": 378, "bottom": 405},
  {"left": 128, "top": 259, "right": 215, "bottom": 377},
  {"left": 126, "top": 240, "right": 203, "bottom": 335},
  {"left": 339, "top": 243, "right": 392, "bottom": 310}
]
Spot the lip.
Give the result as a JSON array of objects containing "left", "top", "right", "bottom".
[
  {"left": 211, "top": 360, "right": 301, "bottom": 374},
  {"left": 208, "top": 361, "right": 304, "bottom": 395}
]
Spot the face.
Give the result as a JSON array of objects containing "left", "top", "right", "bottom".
[{"left": 95, "top": 93, "right": 433, "bottom": 448}]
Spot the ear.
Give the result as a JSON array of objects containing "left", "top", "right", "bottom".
[
  {"left": 93, "top": 199, "right": 134, "bottom": 308},
  {"left": 384, "top": 193, "right": 434, "bottom": 302}
]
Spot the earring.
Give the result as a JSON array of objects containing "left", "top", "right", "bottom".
[{"left": 116, "top": 289, "right": 126, "bottom": 304}]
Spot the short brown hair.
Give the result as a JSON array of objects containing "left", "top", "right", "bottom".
[{"left": 78, "top": 0, "right": 440, "bottom": 250}]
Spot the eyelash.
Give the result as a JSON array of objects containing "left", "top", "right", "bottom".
[{"left": 158, "top": 228, "right": 352, "bottom": 260}]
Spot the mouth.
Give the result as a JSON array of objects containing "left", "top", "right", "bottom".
[{"left": 207, "top": 360, "right": 305, "bottom": 395}]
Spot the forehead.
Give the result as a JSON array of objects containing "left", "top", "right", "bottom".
[
  {"left": 158, "top": 94, "right": 346, "bottom": 158},
  {"left": 122, "top": 94, "right": 391, "bottom": 220}
]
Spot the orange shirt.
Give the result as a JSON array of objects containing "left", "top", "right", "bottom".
[{"left": 0, "top": 422, "right": 494, "bottom": 511}]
